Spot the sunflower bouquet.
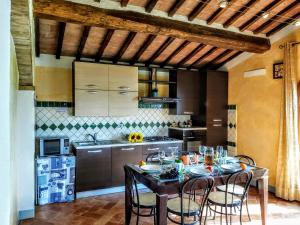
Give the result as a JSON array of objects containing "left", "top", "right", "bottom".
[{"left": 128, "top": 132, "right": 143, "bottom": 143}]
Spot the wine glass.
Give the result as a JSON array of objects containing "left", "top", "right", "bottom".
[
  {"left": 216, "top": 146, "right": 224, "bottom": 162},
  {"left": 199, "top": 145, "right": 207, "bottom": 156},
  {"left": 159, "top": 150, "right": 166, "bottom": 165}
]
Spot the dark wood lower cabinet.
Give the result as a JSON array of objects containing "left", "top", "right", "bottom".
[
  {"left": 206, "top": 123, "right": 227, "bottom": 147},
  {"left": 111, "top": 145, "right": 143, "bottom": 186},
  {"left": 76, "top": 147, "right": 112, "bottom": 192}
]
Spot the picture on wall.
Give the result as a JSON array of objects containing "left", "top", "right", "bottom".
[{"left": 273, "top": 62, "right": 284, "bottom": 79}]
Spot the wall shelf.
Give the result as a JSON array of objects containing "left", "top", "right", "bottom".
[{"left": 138, "top": 79, "right": 176, "bottom": 85}]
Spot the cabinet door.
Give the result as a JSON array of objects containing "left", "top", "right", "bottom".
[
  {"left": 74, "top": 62, "right": 108, "bottom": 90},
  {"left": 75, "top": 89, "right": 108, "bottom": 116},
  {"left": 111, "top": 146, "right": 142, "bottom": 186},
  {"left": 206, "top": 71, "right": 228, "bottom": 123},
  {"left": 109, "top": 91, "right": 138, "bottom": 116},
  {"left": 206, "top": 123, "right": 227, "bottom": 147},
  {"left": 108, "top": 65, "right": 138, "bottom": 91},
  {"left": 76, "top": 148, "right": 111, "bottom": 192}
]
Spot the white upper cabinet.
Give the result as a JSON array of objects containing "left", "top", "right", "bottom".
[
  {"left": 108, "top": 91, "right": 138, "bottom": 117},
  {"left": 74, "top": 62, "right": 109, "bottom": 90},
  {"left": 108, "top": 65, "right": 138, "bottom": 91}
]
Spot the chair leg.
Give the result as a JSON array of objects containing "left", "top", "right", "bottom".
[
  {"left": 239, "top": 204, "right": 243, "bottom": 225},
  {"left": 153, "top": 208, "right": 156, "bottom": 225},
  {"left": 204, "top": 203, "right": 209, "bottom": 225},
  {"left": 213, "top": 205, "right": 217, "bottom": 220},
  {"left": 225, "top": 206, "right": 228, "bottom": 225},
  {"left": 136, "top": 208, "right": 140, "bottom": 225},
  {"left": 245, "top": 198, "right": 251, "bottom": 221},
  {"left": 230, "top": 207, "right": 232, "bottom": 225},
  {"left": 220, "top": 207, "right": 223, "bottom": 225}
]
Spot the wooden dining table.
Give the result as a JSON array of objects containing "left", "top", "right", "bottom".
[{"left": 125, "top": 163, "right": 269, "bottom": 225}]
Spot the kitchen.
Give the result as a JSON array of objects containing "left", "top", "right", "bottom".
[{"left": 2, "top": 0, "right": 300, "bottom": 225}]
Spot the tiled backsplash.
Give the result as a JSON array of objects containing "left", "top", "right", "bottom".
[
  {"left": 35, "top": 103, "right": 190, "bottom": 141},
  {"left": 227, "top": 104, "right": 237, "bottom": 156}
]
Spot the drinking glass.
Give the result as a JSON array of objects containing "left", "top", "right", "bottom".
[
  {"left": 216, "top": 146, "right": 224, "bottom": 163},
  {"left": 222, "top": 149, "right": 228, "bottom": 164},
  {"left": 199, "top": 145, "right": 207, "bottom": 156},
  {"left": 204, "top": 147, "right": 214, "bottom": 166},
  {"left": 159, "top": 150, "right": 166, "bottom": 165}
]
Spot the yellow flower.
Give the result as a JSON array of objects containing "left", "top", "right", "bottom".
[
  {"left": 128, "top": 132, "right": 143, "bottom": 143},
  {"left": 135, "top": 132, "right": 143, "bottom": 143},
  {"left": 128, "top": 133, "right": 137, "bottom": 142}
]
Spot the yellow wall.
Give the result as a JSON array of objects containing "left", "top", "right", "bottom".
[
  {"left": 228, "top": 28, "right": 300, "bottom": 186},
  {"left": 35, "top": 67, "right": 72, "bottom": 101}
]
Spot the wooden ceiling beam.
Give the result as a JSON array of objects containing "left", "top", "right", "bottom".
[
  {"left": 253, "top": 1, "right": 299, "bottom": 34},
  {"left": 207, "top": 0, "right": 239, "bottom": 25},
  {"left": 161, "top": 40, "right": 190, "bottom": 67},
  {"left": 76, "top": 26, "right": 91, "bottom": 60},
  {"left": 35, "top": 17, "right": 40, "bottom": 57},
  {"left": 223, "top": 0, "right": 257, "bottom": 28},
  {"left": 266, "top": 12, "right": 300, "bottom": 37},
  {"left": 146, "top": 37, "right": 175, "bottom": 66},
  {"left": 213, "top": 51, "right": 242, "bottom": 69},
  {"left": 34, "top": 0, "right": 271, "bottom": 53},
  {"left": 56, "top": 22, "right": 66, "bottom": 59},
  {"left": 145, "top": 0, "right": 159, "bottom": 13},
  {"left": 204, "top": 49, "right": 232, "bottom": 68},
  {"left": 95, "top": 29, "right": 114, "bottom": 62},
  {"left": 188, "top": 0, "right": 210, "bottom": 21},
  {"left": 113, "top": 32, "right": 137, "bottom": 63},
  {"left": 177, "top": 44, "right": 205, "bottom": 67},
  {"left": 239, "top": 0, "right": 283, "bottom": 32},
  {"left": 188, "top": 46, "right": 218, "bottom": 68},
  {"left": 120, "top": 0, "right": 130, "bottom": 7},
  {"left": 168, "top": 0, "right": 185, "bottom": 17},
  {"left": 130, "top": 34, "right": 156, "bottom": 65}
]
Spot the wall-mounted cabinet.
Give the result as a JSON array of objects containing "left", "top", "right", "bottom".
[{"left": 73, "top": 62, "right": 138, "bottom": 117}]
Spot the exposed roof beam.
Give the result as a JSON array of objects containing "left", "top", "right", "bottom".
[
  {"left": 223, "top": 0, "right": 258, "bottom": 28},
  {"left": 168, "top": 0, "right": 185, "bottom": 17},
  {"left": 145, "top": 0, "right": 159, "bottom": 13},
  {"left": 177, "top": 44, "right": 205, "bottom": 67},
  {"left": 95, "top": 29, "right": 114, "bottom": 62},
  {"left": 56, "top": 22, "right": 66, "bottom": 59},
  {"left": 202, "top": 49, "right": 232, "bottom": 68},
  {"left": 113, "top": 32, "right": 137, "bottom": 63},
  {"left": 146, "top": 37, "right": 175, "bottom": 65},
  {"left": 188, "top": 0, "right": 210, "bottom": 21},
  {"left": 207, "top": 0, "right": 238, "bottom": 25},
  {"left": 214, "top": 51, "right": 242, "bottom": 69},
  {"left": 34, "top": 0, "right": 271, "bottom": 53},
  {"left": 120, "top": 0, "right": 130, "bottom": 7},
  {"left": 239, "top": 0, "right": 283, "bottom": 32},
  {"left": 161, "top": 40, "right": 190, "bottom": 66},
  {"left": 266, "top": 12, "right": 300, "bottom": 37},
  {"left": 130, "top": 34, "right": 156, "bottom": 65},
  {"left": 35, "top": 17, "right": 40, "bottom": 57},
  {"left": 253, "top": 1, "right": 299, "bottom": 34},
  {"left": 76, "top": 26, "right": 91, "bottom": 61},
  {"left": 188, "top": 46, "right": 218, "bottom": 68}
]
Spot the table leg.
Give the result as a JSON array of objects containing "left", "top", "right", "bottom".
[
  {"left": 156, "top": 194, "right": 168, "bottom": 225},
  {"left": 258, "top": 176, "right": 268, "bottom": 225},
  {"left": 125, "top": 175, "right": 132, "bottom": 225}
]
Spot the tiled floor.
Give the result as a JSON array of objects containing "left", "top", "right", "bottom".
[{"left": 21, "top": 188, "right": 300, "bottom": 225}]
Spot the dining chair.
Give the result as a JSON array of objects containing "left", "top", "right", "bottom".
[
  {"left": 207, "top": 170, "right": 253, "bottom": 225},
  {"left": 216, "top": 155, "right": 256, "bottom": 221},
  {"left": 167, "top": 176, "right": 214, "bottom": 225},
  {"left": 124, "top": 165, "right": 157, "bottom": 225}
]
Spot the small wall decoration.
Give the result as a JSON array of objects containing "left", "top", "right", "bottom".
[{"left": 273, "top": 62, "right": 284, "bottom": 79}]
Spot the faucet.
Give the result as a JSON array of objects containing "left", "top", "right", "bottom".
[{"left": 87, "top": 133, "right": 98, "bottom": 144}]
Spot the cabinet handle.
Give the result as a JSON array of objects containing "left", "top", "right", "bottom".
[
  {"left": 184, "top": 112, "right": 193, "bottom": 115},
  {"left": 213, "top": 124, "right": 222, "bottom": 127},
  {"left": 168, "top": 146, "right": 178, "bottom": 150},
  {"left": 86, "top": 84, "right": 97, "bottom": 88},
  {"left": 118, "top": 86, "right": 130, "bottom": 90},
  {"left": 87, "top": 150, "right": 102, "bottom": 153},
  {"left": 213, "top": 119, "right": 222, "bottom": 122},
  {"left": 119, "top": 91, "right": 129, "bottom": 95},
  {"left": 121, "top": 147, "right": 135, "bottom": 151},
  {"left": 147, "top": 147, "right": 159, "bottom": 151},
  {"left": 86, "top": 90, "right": 98, "bottom": 94}
]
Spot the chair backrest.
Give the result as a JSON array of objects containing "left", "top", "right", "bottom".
[
  {"left": 224, "top": 170, "right": 253, "bottom": 207},
  {"left": 235, "top": 155, "right": 256, "bottom": 166},
  {"left": 180, "top": 176, "right": 214, "bottom": 223},
  {"left": 124, "top": 165, "right": 140, "bottom": 208}
]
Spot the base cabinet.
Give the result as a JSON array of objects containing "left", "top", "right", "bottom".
[
  {"left": 76, "top": 147, "right": 111, "bottom": 192},
  {"left": 111, "top": 146, "right": 142, "bottom": 186}
]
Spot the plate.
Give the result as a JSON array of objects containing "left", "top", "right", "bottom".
[
  {"left": 225, "top": 157, "right": 239, "bottom": 163},
  {"left": 189, "top": 166, "right": 210, "bottom": 176},
  {"left": 221, "top": 163, "right": 241, "bottom": 172},
  {"left": 140, "top": 165, "right": 161, "bottom": 173},
  {"left": 163, "top": 157, "right": 175, "bottom": 163}
]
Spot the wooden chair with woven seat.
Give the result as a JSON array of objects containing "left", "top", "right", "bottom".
[
  {"left": 167, "top": 176, "right": 214, "bottom": 225},
  {"left": 208, "top": 170, "right": 253, "bottom": 225},
  {"left": 124, "top": 165, "right": 157, "bottom": 225},
  {"left": 216, "top": 155, "right": 256, "bottom": 221}
]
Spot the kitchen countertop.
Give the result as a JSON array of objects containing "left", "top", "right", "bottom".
[
  {"left": 72, "top": 139, "right": 183, "bottom": 150},
  {"left": 168, "top": 126, "right": 207, "bottom": 131}
]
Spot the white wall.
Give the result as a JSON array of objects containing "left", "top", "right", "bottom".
[
  {"left": 0, "top": 1, "right": 18, "bottom": 224},
  {"left": 16, "top": 91, "right": 35, "bottom": 219}
]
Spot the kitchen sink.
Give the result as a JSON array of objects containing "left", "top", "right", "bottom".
[{"left": 75, "top": 141, "right": 98, "bottom": 146}]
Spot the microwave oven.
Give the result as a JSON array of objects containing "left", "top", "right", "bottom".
[{"left": 37, "top": 137, "right": 70, "bottom": 156}]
